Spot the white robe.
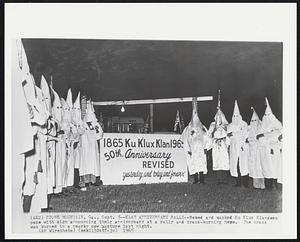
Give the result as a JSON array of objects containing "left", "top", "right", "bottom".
[
  {"left": 247, "top": 124, "right": 264, "bottom": 179},
  {"left": 276, "top": 140, "right": 283, "bottom": 184},
  {"left": 30, "top": 131, "right": 49, "bottom": 211},
  {"left": 72, "top": 125, "right": 85, "bottom": 169},
  {"left": 227, "top": 120, "right": 249, "bottom": 177},
  {"left": 80, "top": 125, "right": 99, "bottom": 177},
  {"left": 182, "top": 125, "right": 209, "bottom": 175},
  {"left": 257, "top": 118, "right": 282, "bottom": 179},
  {"left": 60, "top": 120, "right": 75, "bottom": 188},
  {"left": 12, "top": 40, "right": 34, "bottom": 226},
  {"left": 63, "top": 135, "right": 75, "bottom": 187},
  {"left": 22, "top": 136, "right": 39, "bottom": 197},
  {"left": 208, "top": 122, "right": 230, "bottom": 171},
  {"left": 53, "top": 132, "right": 65, "bottom": 193},
  {"left": 46, "top": 120, "right": 57, "bottom": 194}
]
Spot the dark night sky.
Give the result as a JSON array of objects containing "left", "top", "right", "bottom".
[{"left": 22, "top": 39, "right": 282, "bottom": 131}]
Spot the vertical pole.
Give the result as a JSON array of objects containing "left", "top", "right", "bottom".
[
  {"left": 81, "top": 95, "right": 87, "bottom": 120},
  {"left": 150, "top": 103, "right": 154, "bottom": 133}
]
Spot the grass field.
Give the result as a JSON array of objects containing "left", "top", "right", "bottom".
[{"left": 49, "top": 171, "right": 282, "bottom": 213}]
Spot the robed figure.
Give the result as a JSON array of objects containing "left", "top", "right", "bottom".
[
  {"left": 71, "top": 91, "right": 85, "bottom": 188},
  {"left": 49, "top": 85, "right": 65, "bottom": 195},
  {"left": 12, "top": 39, "right": 35, "bottom": 221},
  {"left": 182, "top": 97, "right": 209, "bottom": 184},
  {"left": 79, "top": 100, "right": 103, "bottom": 190},
  {"left": 246, "top": 107, "right": 265, "bottom": 189},
  {"left": 207, "top": 91, "right": 230, "bottom": 185},
  {"left": 257, "top": 97, "right": 282, "bottom": 191},
  {"left": 227, "top": 100, "right": 249, "bottom": 188}
]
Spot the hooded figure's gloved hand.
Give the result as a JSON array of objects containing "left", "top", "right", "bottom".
[{"left": 227, "top": 132, "right": 233, "bottom": 137}]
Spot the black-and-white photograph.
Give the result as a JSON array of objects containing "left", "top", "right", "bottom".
[
  {"left": 5, "top": 3, "right": 296, "bottom": 239},
  {"left": 12, "top": 38, "right": 283, "bottom": 214}
]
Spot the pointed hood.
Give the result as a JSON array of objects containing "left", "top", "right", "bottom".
[
  {"left": 66, "top": 88, "right": 73, "bottom": 109},
  {"left": 60, "top": 97, "right": 67, "bottom": 108},
  {"left": 35, "top": 85, "right": 50, "bottom": 118},
  {"left": 261, "top": 97, "right": 282, "bottom": 132},
  {"left": 186, "top": 97, "right": 205, "bottom": 141},
  {"left": 74, "top": 92, "right": 81, "bottom": 110},
  {"left": 72, "top": 91, "right": 82, "bottom": 124},
  {"left": 22, "top": 73, "right": 37, "bottom": 106},
  {"left": 233, "top": 100, "right": 241, "bottom": 116},
  {"left": 231, "top": 100, "right": 243, "bottom": 125},
  {"left": 84, "top": 99, "right": 94, "bottom": 123},
  {"left": 22, "top": 74, "right": 49, "bottom": 126},
  {"left": 249, "top": 107, "right": 261, "bottom": 134},
  {"left": 40, "top": 75, "right": 51, "bottom": 112},
  {"left": 250, "top": 107, "right": 259, "bottom": 122},
  {"left": 214, "top": 108, "right": 228, "bottom": 126},
  {"left": 214, "top": 90, "right": 228, "bottom": 126},
  {"left": 190, "top": 97, "right": 202, "bottom": 128},
  {"left": 264, "top": 97, "right": 273, "bottom": 115},
  {"left": 50, "top": 86, "right": 62, "bottom": 123},
  {"left": 16, "top": 39, "right": 30, "bottom": 74},
  {"left": 61, "top": 97, "right": 71, "bottom": 123},
  {"left": 88, "top": 99, "right": 99, "bottom": 124}
]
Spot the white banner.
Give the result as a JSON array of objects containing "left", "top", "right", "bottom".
[{"left": 100, "top": 133, "right": 188, "bottom": 185}]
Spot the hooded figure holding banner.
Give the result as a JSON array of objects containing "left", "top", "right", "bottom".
[
  {"left": 227, "top": 100, "right": 249, "bottom": 188},
  {"left": 257, "top": 97, "right": 282, "bottom": 191},
  {"left": 79, "top": 100, "right": 103, "bottom": 190},
  {"left": 207, "top": 90, "right": 230, "bottom": 185},
  {"left": 182, "top": 97, "right": 209, "bottom": 184},
  {"left": 246, "top": 107, "right": 265, "bottom": 189}
]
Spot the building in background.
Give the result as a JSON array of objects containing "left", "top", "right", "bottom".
[{"left": 103, "top": 116, "right": 145, "bottom": 133}]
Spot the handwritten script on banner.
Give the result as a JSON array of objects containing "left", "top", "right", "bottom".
[{"left": 100, "top": 133, "right": 188, "bottom": 185}]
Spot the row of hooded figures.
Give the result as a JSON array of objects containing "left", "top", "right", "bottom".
[
  {"left": 13, "top": 40, "right": 282, "bottom": 214},
  {"left": 14, "top": 41, "right": 104, "bottom": 213},
  {"left": 182, "top": 95, "right": 283, "bottom": 192}
]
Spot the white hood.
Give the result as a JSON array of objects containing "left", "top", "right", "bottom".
[
  {"left": 66, "top": 88, "right": 73, "bottom": 109},
  {"left": 186, "top": 97, "right": 205, "bottom": 141},
  {"left": 22, "top": 73, "right": 49, "bottom": 126},
  {"left": 261, "top": 97, "right": 282, "bottom": 132},
  {"left": 61, "top": 97, "right": 71, "bottom": 124},
  {"left": 40, "top": 75, "right": 51, "bottom": 112},
  {"left": 72, "top": 91, "right": 82, "bottom": 125},
  {"left": 83, "top": 100, "right": 94, "bottom": 123},
  {"left": 50, "top": 86, "right": 62, "bottom": 124},
  {"left": 249, "top": 107, "right": 261, "bottom": 134},
  {"left": 35, "top": 85, "right": 50, "bottom": 119},
  {"left": 231, "top": 99, "right": 243, "bottom": 125}
]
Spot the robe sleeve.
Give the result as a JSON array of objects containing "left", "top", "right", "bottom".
[
  {"left": 263, "top": 121, "right": 282, "bottom": 143},
  {"left": 227, "top": 123, "right": 234, "bottom": 134}
]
